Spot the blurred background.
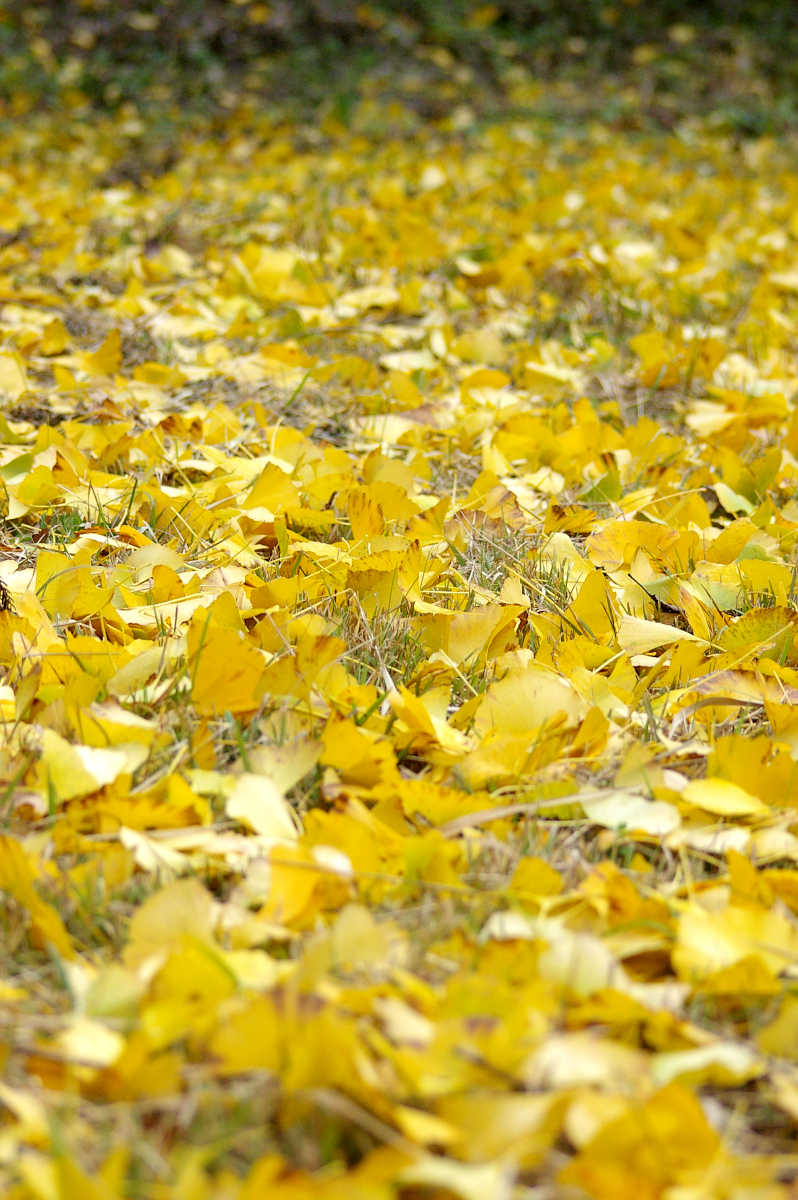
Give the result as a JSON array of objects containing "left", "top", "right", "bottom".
[{"left": 0, "top": 0, "right": 795, "bottom": 136}]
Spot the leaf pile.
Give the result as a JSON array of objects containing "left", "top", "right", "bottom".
[{"left": 4, "top": 72, "right": 798, "bottom": 1200}]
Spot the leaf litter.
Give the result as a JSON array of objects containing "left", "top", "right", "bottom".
[{"left": 3, "top": 45, "right": 798, "bottom": 1200}]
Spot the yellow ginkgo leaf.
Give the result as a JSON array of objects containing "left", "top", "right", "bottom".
[
  {"left": 37, "top": 729, "right": 148, "bottom": 802},
  {"left": 226, "top": 773, "right": 300, "bottom": 839},
  {"left": 680, "top": 777, "right": 768, "bottom": 817},
  {"left": 674, "top": 902, "right": 798, "bottom": 979},
  {"left": 0, "top": 835, "right": 74, "bottom": 959},
  {"left": 79, "top": 328, "right": 122, "bottom": 377},
  {"left": 0, "top": 351, "right": 28, "bottom": 399}
]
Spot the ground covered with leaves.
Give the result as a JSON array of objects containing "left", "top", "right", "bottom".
[{"left": 5, "top": 31, "right": 798, "bottom": 1200}]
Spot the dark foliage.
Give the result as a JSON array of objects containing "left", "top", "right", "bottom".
[{"left": 0, "top": 1, "right": 795, "bottom": 118}]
